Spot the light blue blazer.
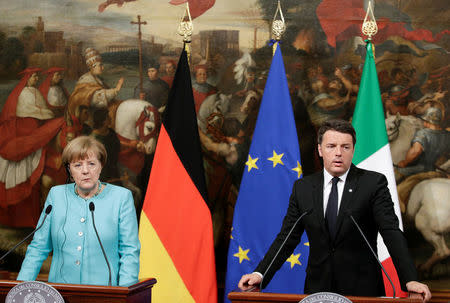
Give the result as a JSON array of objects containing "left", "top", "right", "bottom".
[{"left": 17, "top": 183, "right": 140, "bottom": 286}]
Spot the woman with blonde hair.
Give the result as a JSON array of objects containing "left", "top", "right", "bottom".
[{"left": 17, "top": 136, "right": 140, "bottom": 286}]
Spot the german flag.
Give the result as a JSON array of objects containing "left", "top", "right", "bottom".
[{"left": 138, "top": 47, "right": 217, "bottom": 302}]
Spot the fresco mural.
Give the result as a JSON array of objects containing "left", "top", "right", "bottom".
[{"left": 0, "top": 0, "right": 449, "bottom": 291}]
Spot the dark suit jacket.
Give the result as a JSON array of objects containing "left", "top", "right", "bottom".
[{"left": 255, "top": 164, "right": 417, "bottom": 296}]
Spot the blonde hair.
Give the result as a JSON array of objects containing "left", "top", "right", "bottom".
[{"left": 62, "top": 136, "right": 107, "bottom": 167}]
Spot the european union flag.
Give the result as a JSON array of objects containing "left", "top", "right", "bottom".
[{"left": 224, "top": 44, "right": 309, "bottom": 301}]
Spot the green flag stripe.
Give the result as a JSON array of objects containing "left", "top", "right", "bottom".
[{"left": 352, "top": 41, "right": 388, "bottom": 165}]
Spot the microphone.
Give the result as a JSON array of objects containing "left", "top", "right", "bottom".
[
  {"left": 348, "top": 212, "right": 396, "bottom": 298},
  {"left": 0, "top": 205, "right": 52, "bottom": 262},
  {"left": 89, "top": 202, "right": 112, "bottom": 286},
  {"left": 259, "top": 209, "right": 312, "bottom": 291}
]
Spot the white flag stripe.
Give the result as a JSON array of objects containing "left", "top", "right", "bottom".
[{"left": 356, "top": 143, "right": 402, "bottom": 261}]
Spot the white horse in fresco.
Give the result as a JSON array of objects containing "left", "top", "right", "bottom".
[
  {"left": 406, "top": 178, "right": 450, "bottom": 273},
  {"left": 386, "top": 114, "right": 450, "bottom": 274},
  {"left": 115, "top": 99, "right": 159, "bottom": 204}
]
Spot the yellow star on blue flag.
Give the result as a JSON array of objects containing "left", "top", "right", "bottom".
[
  {"left": 245, "top": 155, "right": 259, "bottom": 172},
  {"left": 286, "top": 253, "right": 302, "bottom": 269},
  {"left": 233, "top": 246, "right": 250, "bottom": 264},
  {"left": 292, "top": 161, "right": 303, "bottom": 178},
  {"left": 268, "top": 150, "right": 284, "bottom": 167}
]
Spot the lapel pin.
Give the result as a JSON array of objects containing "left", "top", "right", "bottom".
[{"left": 349, "top": 189, "right": 353, "bottom": 192}]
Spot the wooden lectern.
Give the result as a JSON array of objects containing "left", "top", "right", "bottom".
[
  {"left": 0, "top": 278, "right": 156, "bottom": 303},
  {"left": 228, "top": 291, "right": 423, "bottom": 303}
]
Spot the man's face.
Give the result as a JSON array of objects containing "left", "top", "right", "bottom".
[
  {"left": 28, "top": 73, "right": 39, "bottom": 87},
  {"left": 196, "top": 68, "right": 207, "bottom": 84},
  {"left": 51, "top": 72, "right": 63, "bottom": 85},
  {"left": 328, "top": 79, "right": 342, "bottom": 91},
  {"left": 165, "top": 63, "right": 175, "bottom": 75},
  {"left": 147, "top": 68, "right": 158, "bottom": 80},
  {"left": 246, "top": 71, "right": 255, "bottom": 83},
  {"left": 91, "top": 63, "right": 104, "bottom": 75},
  {"left": 318, "top": 130, "right": 354, "bottom": 177}
]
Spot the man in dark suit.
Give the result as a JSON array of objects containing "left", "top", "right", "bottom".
[{"left": 238, "top": 119, "right": 431, "bottom": 302}]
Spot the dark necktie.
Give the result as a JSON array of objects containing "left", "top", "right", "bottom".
[{"left": 326, "top": 177, "right": 340, "bottom": 239}]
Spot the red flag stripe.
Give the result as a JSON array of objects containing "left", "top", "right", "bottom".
[{"left": 381, "top": 257, "right": 408, "bottom": 297}]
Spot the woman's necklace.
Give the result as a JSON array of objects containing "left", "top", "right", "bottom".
[{"left": 75, "top": 181, "right": 102, "bottom": 200}]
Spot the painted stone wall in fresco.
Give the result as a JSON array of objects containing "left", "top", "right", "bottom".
[{"left": 0, "top": 0, "right": 448, "bottom": 290}]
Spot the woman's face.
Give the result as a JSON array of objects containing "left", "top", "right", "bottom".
[{"left": 69, "top": 150, "right": 102, "bottom": 193}]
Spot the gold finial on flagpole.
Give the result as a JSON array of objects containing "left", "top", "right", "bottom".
[
  {"left": 271, "top": 0, "right": 286, "bottom": 55},
  {"left": 362, "top": 1, "right": 377, "bottom": 57},
  {"left": 177, "top": 2, "right": 193, "bottom": 63},
  {"left": 362, "top": 1, "right": 378, "bottom": 40}
]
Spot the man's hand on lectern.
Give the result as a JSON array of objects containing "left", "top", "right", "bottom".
[
  {"left": 406, "top": 281, "right": 432, "bottom": 302},
  {"left": 238, "top": 273, "right": 262, "bottom": 291}
]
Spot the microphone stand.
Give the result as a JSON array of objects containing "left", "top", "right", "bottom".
[
  {"left": 89, "top": 202, "right": 112, "bottom": 286},
  {"left": 0, "top": 205, "right": 53, "bottom": 263},
  {"left": 349, "top": 214, "right": 396, "bottom": 298},
  {"left": 259, "top": 210, "right": 311, "bottom": 290}
]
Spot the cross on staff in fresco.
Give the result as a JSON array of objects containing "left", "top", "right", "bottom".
[{"left": 131, "top": 15, "right": 147, "bottom": 99}]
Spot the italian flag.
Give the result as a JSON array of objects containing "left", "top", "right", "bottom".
[
  {"left": 138, "top": 47, "right": 217, "bottom": 302},
  {"left": 352, "top": 40, "right": 407, "bottom": 297}
]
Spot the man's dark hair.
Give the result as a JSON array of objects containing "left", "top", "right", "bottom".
[
  {"left": 317, "top": 119, "right": 356, "bottom": 145},
  {"left": 146, "top": 60, "right": 160, "bottom": 70}
]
